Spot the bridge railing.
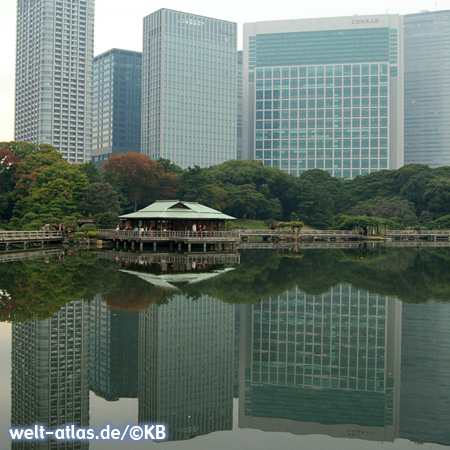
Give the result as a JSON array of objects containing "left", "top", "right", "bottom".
[
  {"left": 0, "top": 230, "right": 63, "bottom": 241},
  {"left": 385, "top": 230, "right": 450, "bottom": 235},
  {"left": 239, "top": 229, "right": 357, "bottom": 236},
  {"left": 98, "top": 229, "right": 240, "bottom": 240}
]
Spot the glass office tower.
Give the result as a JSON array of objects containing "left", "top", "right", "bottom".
[
  {"left": 92, "top": 49, "right": 142, "bottom": 168},
  {"left": 243, "top": 15, "right": 404, "bottom": 178},
  {"left": 15, "top": 0, "right": 95, "bottom": 163},
  {"left": 141, "top": 9, "right": 237, "bottom": 168},
  {"left": 404, "top": 10, "right": 450, "bottom": 167}
]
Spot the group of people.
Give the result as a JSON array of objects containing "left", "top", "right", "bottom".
[{"left": 192, "top": 224, "right": 208, "bottom": 237}]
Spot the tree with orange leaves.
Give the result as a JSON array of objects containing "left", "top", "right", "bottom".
[{"left": 103, "top": 153, "right": 179, "bottom": 212}]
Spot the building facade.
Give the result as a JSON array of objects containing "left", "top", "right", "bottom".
[
  {"left": 404, "top": 10, "right": 450, "bottom": 167},
  {"left": 141, "top": 9, "right": 237, "bottom": 168},
  {"left": 243, "top": 15, "right": 404, "bottom": 178},
  {"left": 92, "top": 49, "right": 142, "bottom": 168},
  {"left": 15, "top": 0, "right": 95, "bottom": 163},
  {"left": 237, "top": 51, "right": 243, "bottom": 160}
]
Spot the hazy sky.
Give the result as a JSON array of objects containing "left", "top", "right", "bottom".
[{"left": 0, "top": 0, "right": 447, "bottom": 141}]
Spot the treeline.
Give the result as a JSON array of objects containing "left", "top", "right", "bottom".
[{"left": 1, "top": 141, "right": 450, "bottom": 230}]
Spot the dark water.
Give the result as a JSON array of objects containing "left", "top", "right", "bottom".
[{"left": 1, "top": 245, "right": 450, "bottom": 449}]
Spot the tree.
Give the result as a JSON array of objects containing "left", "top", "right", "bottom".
[
  {"left": 13, "top": 163, "right": 89, "bottom": 222},
  {"left": 103, "top": 153, "right": 179, "bottom": 211},
  {"left": 80, "top": 182, "right": 120, "bottom": 216}
]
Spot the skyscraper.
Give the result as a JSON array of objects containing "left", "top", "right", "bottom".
[
  {"left": 243, "top": 15, "right": 404, "bottom": 178},
  {"left": 92, "top": 49, "right": 142, "bottom": 168},
  {"left": 141, "top": 9, "right": 237, "bottom": 168},
  {"left": 404, "top": 10, "right": 450, "bottom": 167},
  {"left": 237, "top": 51, "right": 243, "bottom": 160},
  {"left": 14, "top": 0, "right": 95, "bottom": 163}
]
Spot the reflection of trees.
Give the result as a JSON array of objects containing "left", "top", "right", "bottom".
[
  {"left": 2, "top": 246, "right": 450, "bottom": 322},
  {"left": 101, "top": 272, "right": 171, "bottom": 311},
  {"left": 182, "top": 248, "right": 450, "bottom": 305},
  {"left": 0, "top": 252, "right": 118, "bottom": 321}
]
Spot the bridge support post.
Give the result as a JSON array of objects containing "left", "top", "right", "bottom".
[
  {"left": 116, "top": 240, "right": 119, "bottom": 249},
  {"left": 188, "top": 243, "right": 192, "bottom": 252},
  {"left": 153, "top": 242, "right": 157, "bottom": 251},
  {"left": 178, "top": 243, "right": 182, "bottom": 251},
  {"left": 140, "top": 241, "right": 144, "bottom": 251},
  {"left": 131, "top": 241, "right": 135, "bottom": 250},
  {"left": 203, "top": 243, "right": 206, "bottom": 252},
  {"left": 123, "top": 241, "right": 127, "bottom": 249}
]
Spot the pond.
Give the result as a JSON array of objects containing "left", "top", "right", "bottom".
[{"left": 0, "top": 245, "right": 449, "bottom": 449}]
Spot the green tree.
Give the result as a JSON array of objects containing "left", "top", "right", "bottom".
[{"left": 80, "top": 182, "right": 121, "bottom": 216}]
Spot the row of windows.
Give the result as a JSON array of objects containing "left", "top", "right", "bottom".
[{"left": 255, "top": 63, "right": 389, "bottom": 79}]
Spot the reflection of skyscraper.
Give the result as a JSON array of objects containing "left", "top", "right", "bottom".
[
  {"left": 89, "top": 295, "right": 138, "bottom": 401},
  {"left": 239, "top": 285, "right": 401, "bottom": 442},
  {"left": 11, "top": 301, "right": 90, "bottom": 449},
  {"left": 400, "top": 301, "right": 450, "bottom": 446},
  {"left": 139, "top": 294, "right": 234, "bottom": 441}
]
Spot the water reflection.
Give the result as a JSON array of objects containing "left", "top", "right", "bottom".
[
  {"left": 89, "top": 296, "right": 139, "bottom": 401},
  {"left": 11, "top": 301, "right": 90, "bottom": 449},
  {"left": 2, "top": 248, "right": 450, "bottom": 448},
  {"left": 400, "top": 302, "right": 450, "bottom": 446},
  {"left": 239, "top": 286, "right": 401, "bottom": 442},
  {"left": 138, "top": 295, "right": 234, "bottom": 441}
]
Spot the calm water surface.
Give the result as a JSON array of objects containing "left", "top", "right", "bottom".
[{"left": 0, "top": 245, "right": 449, "bottom": 449}]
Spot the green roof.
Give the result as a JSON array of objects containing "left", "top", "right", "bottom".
[{"left": 120, "top": 200, "right": 235, "bottom": 221}]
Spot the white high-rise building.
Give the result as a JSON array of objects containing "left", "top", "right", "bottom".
[
  {"left": 14, "top": 0, "right": 95, "bottom": 163},
  {"left": 243, "top": 15, "right": 404, "bottom": 178},
  {"left": 141, "top": 9, "right": 237, "bottom": 168}
]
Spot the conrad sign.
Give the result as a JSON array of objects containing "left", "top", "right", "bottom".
[{"left": 352, "top": 18, "right": 380, "bottom": 24}]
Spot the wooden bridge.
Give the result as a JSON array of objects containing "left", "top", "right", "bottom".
[{"left": 0, "top": 230, "right": 65, "bottom": 250}]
